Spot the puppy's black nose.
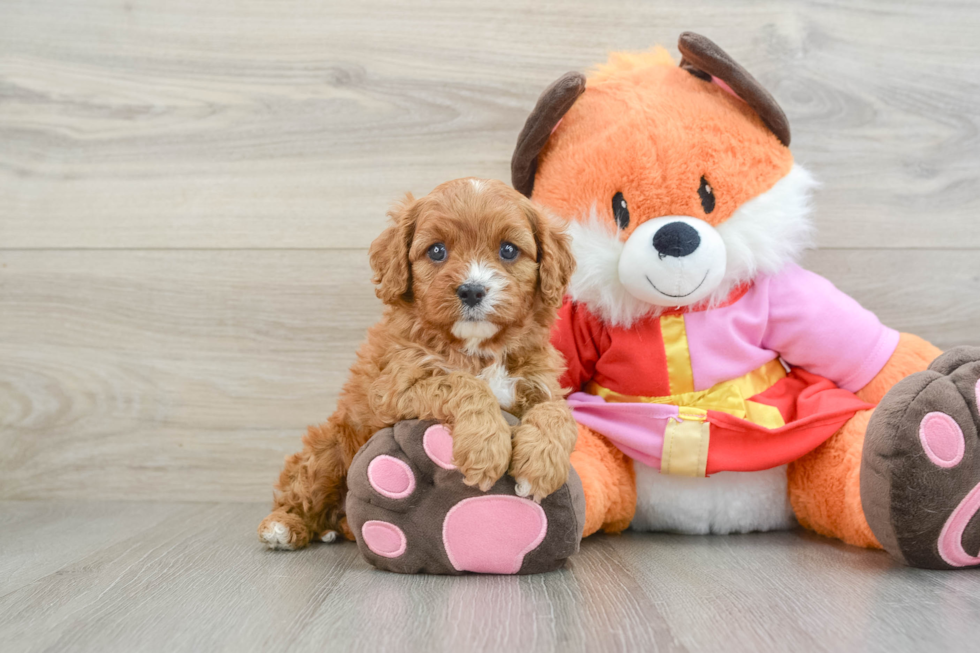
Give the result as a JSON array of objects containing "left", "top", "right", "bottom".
[
  {"left": 456, "top": 284, "right": 487, "bottom": 308},
  {"left": 653, "top": 222, "right": 700, "bottom": 258}
]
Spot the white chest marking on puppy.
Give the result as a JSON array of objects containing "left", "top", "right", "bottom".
[
  {"left": 451, "top": 320, "right": 499, "bottom": 340},
  {"left": 452, "top": 320, "right": 500, "bottom": 356},
  {"left": 478, "top": 361, "right": 520, "bottom": 409}
]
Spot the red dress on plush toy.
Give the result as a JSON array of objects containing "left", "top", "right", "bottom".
[{"left": 512, "top": 32, "right": 980, "bottom": 569}]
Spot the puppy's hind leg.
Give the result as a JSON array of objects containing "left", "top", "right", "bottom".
[{"left": 258, "top": 419, "right": 355, "bottom": 550}]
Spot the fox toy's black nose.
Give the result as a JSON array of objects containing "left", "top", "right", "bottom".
[
  {"left": 653, "top": 222, "right": 701, "bottom": 258},
  {"left": 456, "top": 284, "right": 487, "bottom": 308}
]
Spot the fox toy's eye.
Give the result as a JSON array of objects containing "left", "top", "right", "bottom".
[
  {"left": 499, "top": 241, "right": 519, "bottom": 261},
  {"left": 427, "top": 242, "right": 447, "bottom": 262},
  {"left": 612, "top": 192, "right": 630, "bottom": 229},
  {"left": 698, "top": 176, "right": 715, "bottom": 214}
]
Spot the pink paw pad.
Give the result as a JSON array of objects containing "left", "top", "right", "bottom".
[
  {"left": 919, "top": 412, "right": 965, "bottom": 469},
  {"left": 939, "top": 482, "right": 980, "bottom": 567},
  {"left": 423, "top": 425, "right": 456, "bottom": 470},
  {"left": 361, "top": 520, "right": 407, "bottom": 558},
  {"left": 367, "top": 455, "right": 416, "bottom": 499},
  {"left": 442, "top": 496, "right": 547, "bottom": 574}
]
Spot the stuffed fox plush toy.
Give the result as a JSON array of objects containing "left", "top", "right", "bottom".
[{"left": 509, "top": 32, "right": 980, "bottom": 569}]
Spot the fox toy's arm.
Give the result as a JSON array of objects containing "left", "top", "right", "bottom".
[
  {"left": 763, "top": 263, "right": 940, "bottom": 398},
  {"left": 551, "top": 299, "right": 605, "bottom": 394},
  {"left": 854, "top": 332, "right": 941, "bottom": 404}
]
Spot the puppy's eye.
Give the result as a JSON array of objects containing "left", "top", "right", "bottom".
[
  {"left": 612, "top": 192, "right": 629, "bottom": 230},
  {"left": 427, "top": 242, "right": 447, "bottom": 262},
  {"left": 698, "top": 176, "right": 715, "bottom": 214},
  {"left": 499, "top": 241, "right": 519, "bottom": 261}
]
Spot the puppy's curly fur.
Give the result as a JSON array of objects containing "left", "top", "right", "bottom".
[{"left": 259, "top": 178, "right": 579, "bottom": 550}]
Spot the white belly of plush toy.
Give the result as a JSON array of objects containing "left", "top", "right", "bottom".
[{"left": 630, "top": 463, "right": 797, "bottom": 534}]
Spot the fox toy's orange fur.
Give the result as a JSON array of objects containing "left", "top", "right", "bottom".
[{"left": 258, "top": 178, "right": 579, "bottom": 550}]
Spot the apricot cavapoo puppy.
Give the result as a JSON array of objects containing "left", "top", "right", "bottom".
[{"left": 259, "top": 178, "right": 579, "bottom": 549}]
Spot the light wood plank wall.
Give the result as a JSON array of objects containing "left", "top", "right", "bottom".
[{"left": 2, "top": 0, "right": 979, "bottom": 501}]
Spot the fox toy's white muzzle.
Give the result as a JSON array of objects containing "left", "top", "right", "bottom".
[{"left": 618, "top": 216, "right": 726, "bottom": 307}]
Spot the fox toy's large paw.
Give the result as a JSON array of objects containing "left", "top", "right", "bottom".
[
  {"left": 862, "top": 346, "right": 980, "bottom": 569},
  {"left": 345, "top": 418, "right": 585, "bottom": 575}
]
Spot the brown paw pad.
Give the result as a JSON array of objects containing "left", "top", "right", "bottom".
[
  {"left": 345, "top": 419, "right": 585, "bottom": 575},
  {"left": 862, "top": 346, "right": 980, "bottom": 568}
]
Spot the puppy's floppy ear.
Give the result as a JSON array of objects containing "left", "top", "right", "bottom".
[
  {"left": 369, "top": 193, "right": 419, "bottom": 305},
  {"left": 524, "top": 199, "right": 575, "bottom": 309}
]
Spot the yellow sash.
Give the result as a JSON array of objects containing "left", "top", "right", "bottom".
[
  {"left": 585, "top": 357, "right": 787, "bottom": 429},
  {"left": 587, "top": 312, "right": 787, "bottom": 430}
]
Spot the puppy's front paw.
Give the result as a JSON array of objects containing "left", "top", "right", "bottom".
[
  {"left": 451, "top": 416, "right": 513, "bottom": 492},
  {"left": 510, "top": 423, "right": 572, "bottom": 503},
  {"left": 258, "top": 511, "right": 310, "bottom": 550}
]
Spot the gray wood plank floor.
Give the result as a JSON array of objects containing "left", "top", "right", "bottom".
[{"left": 2, "top": 500, "right": 979, "bottom": 653}]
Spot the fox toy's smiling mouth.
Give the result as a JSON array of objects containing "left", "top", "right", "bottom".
[
  {"left": 618, "top": 216, "right": 726, "bottom": 308},
  {"left": 645, "top": 269, "right": 711, "bottom": 299}
]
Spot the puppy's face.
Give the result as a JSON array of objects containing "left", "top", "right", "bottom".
[{"left": 369, "top": 178, "right": 573, "bottom": 350}]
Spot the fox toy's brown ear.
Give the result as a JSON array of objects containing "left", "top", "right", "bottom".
[
  {"left": 678, "top": 32, "right": 791, "bottom": 146},
  {"left": 369, "top": 194, "right": 419, "bottom": 304},
  {"left": 511, "top": 72, "right": 587, "bottom": 198},
  {"left": 523, "top": 200, "right": 575, "bottom": 309}
]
